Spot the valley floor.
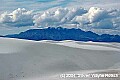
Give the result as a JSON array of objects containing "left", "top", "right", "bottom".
[{"left": 0, "top": 38, "right": 120, "bottom": 80}]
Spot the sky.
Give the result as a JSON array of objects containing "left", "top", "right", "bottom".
[
  {"left": 0, "top": 0, "right": 120, "bottom": 35},
  {"left": 1, "top": 0, "right": 120, "bottom": 12}
]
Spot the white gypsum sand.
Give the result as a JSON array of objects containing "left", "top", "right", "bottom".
[{"left": 0, "top": 37, "right": 120, "bottom": 80}]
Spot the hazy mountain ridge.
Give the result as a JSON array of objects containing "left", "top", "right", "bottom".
[{"left": 5, "top": 27, "right": 120, "bottom": 42}]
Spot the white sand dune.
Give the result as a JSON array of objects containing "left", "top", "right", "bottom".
[{"left": 0, "top": 37, "right": 120, "bottom": 80}]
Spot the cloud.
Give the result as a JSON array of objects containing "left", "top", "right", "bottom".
[
  {"left": 33, "top": 7, "right": 87, "bottom": 27},
  {"left": 0, "top": 7, "right": 120, "bottom": 35},
  {"left": 0, "top": 8, "right": 34, "bottom": 27},
  {"left": 75, "top": 7, "right": 108, "bottom": 23},
  {"left": 33, "top": 7, "right": 118, "bottom": 29},
  {"left": 33, "top": 7, "right": 120, "bottom": 35},
  {"left": 1, "top": 7, "right": 120, "bottom": 30}
]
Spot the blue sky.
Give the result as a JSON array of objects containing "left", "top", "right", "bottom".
[
  {"left": 0, "top": 0, "right": 120, "bottom": 35},
  {"left": 1, "top": 0, "right": 120, "bottom": 12}
]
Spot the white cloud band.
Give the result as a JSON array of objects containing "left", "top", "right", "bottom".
[{"left": 0, "top": 7, "right": 120, "bottom": 35}]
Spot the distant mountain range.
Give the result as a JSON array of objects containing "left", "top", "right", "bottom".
[{"left": 4, "top": 27, "right": 120, "bottom": 42}]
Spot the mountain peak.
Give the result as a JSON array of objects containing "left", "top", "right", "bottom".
[{"left": 5, "top": 27, "right": 120, "bottom": 42}]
